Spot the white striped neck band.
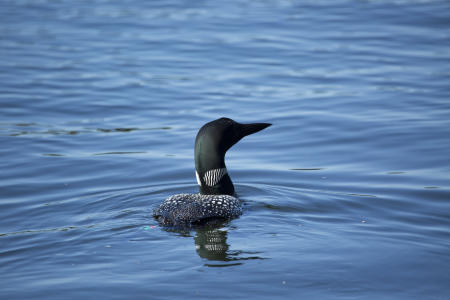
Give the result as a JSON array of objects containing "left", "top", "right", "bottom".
[{"left": 196, "top": 168, "right": 228, "bottom": 187}]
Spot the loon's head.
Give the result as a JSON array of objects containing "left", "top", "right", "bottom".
[{"left": 194, "top": 117, "right": 271, "bottom": 196}]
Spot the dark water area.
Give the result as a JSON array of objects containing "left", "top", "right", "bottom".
[{"left": 1, "top": 0, "right": 450, "bottom": 299}]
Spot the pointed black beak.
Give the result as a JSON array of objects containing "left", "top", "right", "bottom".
[{"left": 240, "top": 122, "right": 272, "bottom": 138}]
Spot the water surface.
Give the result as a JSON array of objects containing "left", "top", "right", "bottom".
[{"left": 1, "top": 0, "right": 450, "bottom": 299}]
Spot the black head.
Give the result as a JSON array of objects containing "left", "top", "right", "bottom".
[{"left": 194, "top": 117, "right": 271, "bottom": 196}]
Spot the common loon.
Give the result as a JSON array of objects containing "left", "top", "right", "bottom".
[{"left": 153, "top": 117, "right": 271, "bottom": 226}]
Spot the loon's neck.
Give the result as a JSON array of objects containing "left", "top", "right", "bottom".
[
  {"left": 194, "top": 144, "right": 235, "bottom": 196},
  {"left": 196, "top": 166, "right": 235, "bottom": 196}
]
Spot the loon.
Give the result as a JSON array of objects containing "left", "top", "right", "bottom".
[{"left": 153, "top": 117, "right": 271, "bottom": 226}]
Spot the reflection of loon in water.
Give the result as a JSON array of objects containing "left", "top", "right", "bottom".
[
  {"left": 194, "top": 226, "right": 266, "bottom": 264},
  {"left": 194, "top": 227, "right": 229, "bottom": 261},
  {"left": 154, "top": 118, "right": 271, "bottom": 227}
]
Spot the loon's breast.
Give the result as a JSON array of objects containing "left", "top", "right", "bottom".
[{"left": 153, "top": 194, "right": 242, "bottom": 226}]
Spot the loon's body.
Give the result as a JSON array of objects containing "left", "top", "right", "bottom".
[{"left": 153, "top": 118, "right": 271, "bottom": 226}]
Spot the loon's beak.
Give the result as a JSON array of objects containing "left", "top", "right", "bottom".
[{"left": 240, "top": 122, "right": 272, "bottom": 137}]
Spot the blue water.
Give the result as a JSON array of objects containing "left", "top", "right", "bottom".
[{"left": 1, "top": 0, "right": 450, "bottom": 299}]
